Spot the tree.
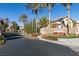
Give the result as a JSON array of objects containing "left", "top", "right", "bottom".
[
  {"left": 19, "top": 14, "right": 28, "bottom": 24},
  {"left": 11, "top": 21, "right": 19, "bottom": 32},
  {"left": 19, "top": 14, "right": 28, "bottom": 32},
  {"left": 25, "top": 19, "right": 36, "bottom": 34},
  {"left": 39, "top": 16, "right": 49, "bottom": 28},
  {"left": 41, "top": 3, "right": 55, "bottom": 35},
  {"left": 62, "top": 3, "right": 72, "bottom": 34},
  {"left": 0, "top": 19, "right": 8, "bottom": 33},
  {"left": 0, "top": 20, "right": 4, "bottom": 31},
  {"left": 26, "top": 3, "right": 41, "bottom": 34},
  {"left": 3, "top": 18, "right": 9, "bottom": 32}
]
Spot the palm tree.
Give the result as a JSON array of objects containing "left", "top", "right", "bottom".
[
  {"left": 41, "top": 3, "right": 55, "bottom": 35},
  {"left": 19, "top": 14, "right": 28, "bottom": 32},
  {"left": 26, "top": 3, "right": 41, "bottom": 34},
  {"left": 39, "top": 16, "right": 49, "bottom": 28},
  {"left": 19, "top": 14, "right": 28, "bottom": 24},
  {"left": 62, "top": 3, "right": 72, "bottom": 34}
]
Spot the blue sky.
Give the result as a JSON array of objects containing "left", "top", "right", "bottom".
[{"left": 0, "top": 3, "right": 79, "bottom": 26}]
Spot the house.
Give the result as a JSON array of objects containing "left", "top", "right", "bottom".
[
  {"left": 75, "top": 21, "right": 79, "bottom": 35},
  {"left": 40, "top": 16, "right": 75, "bottom": 35},
  {"left": 51, "top": 16, "right": 74, "bottom": 28}
]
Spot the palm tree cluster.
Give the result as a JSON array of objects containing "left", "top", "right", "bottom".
[{"left": 19, "top": 3, "right": 72, "bottom": 35}]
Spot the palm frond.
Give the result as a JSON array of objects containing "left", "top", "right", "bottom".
[
  {"left": 26, "top": 3, "right": 40, "bottom": 14},
  {"left": 19, "top": 14, "right": 28, "bottom": 23},
  {"left": 62, "top": 3, "right": 72, "bottom": 7}
]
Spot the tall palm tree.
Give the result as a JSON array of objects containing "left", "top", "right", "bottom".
[
  {"left": 41, "top": 3, "right": 55, "bottom": 35},
  {"left": 62, "top": 3, "right": 72, "bottom": 34},
  {"left": 26, "top": 3, "right": 41, "bottom": 34},
  {"left": 19, "top": 14, "right": 28, "bottom": 32}
]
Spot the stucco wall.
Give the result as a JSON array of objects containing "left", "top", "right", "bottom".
[{"left": 40, "top": 27, "right": 79, "bottom": 35}]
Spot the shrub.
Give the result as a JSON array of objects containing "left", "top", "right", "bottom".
[
  {"left": 42, "top": 35, "right": 58, "bottom": 41},
  {"left": 0, "top": 36, "right": 4, "bottom": 40},
  {"left": 0, "top": 35, "right": 4, "bottom": 44},
  {"left": 32, "top": 33, "right": 38, "bottom": 37}
]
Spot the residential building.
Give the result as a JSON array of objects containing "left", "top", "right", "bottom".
[{"left": 40, "top": 16, "right": 76, "bottom": 35}]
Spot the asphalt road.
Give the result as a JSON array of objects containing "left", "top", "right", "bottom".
[{"left": 0, "top": 33, "right": 77, "bottom": 56}]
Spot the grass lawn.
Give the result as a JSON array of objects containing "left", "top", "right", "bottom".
[{"left": 58, "top": 34, "right": 79, "bottom": 38}]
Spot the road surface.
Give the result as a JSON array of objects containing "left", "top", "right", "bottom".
[{"left": 0, "top": 33, "right": 77, "bottom": 56}]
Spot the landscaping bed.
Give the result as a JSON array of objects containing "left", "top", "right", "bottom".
[
  {"left": 32, "top": 33, "right": 40, "bottom": 37},
  {"left": 42, "top": 35, "right": 58, "bottom": 41},
  {"left": 41, "top": 34, "right": 79, "bottom": 41}
]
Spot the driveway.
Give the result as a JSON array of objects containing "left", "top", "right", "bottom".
[{"left": 0, "top": 33, "right": 77, "bottom": 56}]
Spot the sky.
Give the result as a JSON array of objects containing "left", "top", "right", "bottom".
[{"left": 0, "top": 3, "right": 79, "bottom": 26}]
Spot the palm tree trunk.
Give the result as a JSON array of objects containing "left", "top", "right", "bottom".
[
  {"left": 24, "top": 23, "right": 25, "bottom": 35},
  {"left": 35, "top": 14, "right": 38, "bottom": 34},
  {"left": 67, "top": 4, "right": 70, "bottom": 34},
  {"left": 32, "top": 19, "right": 33, "bottom": 33},
  {"left": 23, "top": 21, "right": 27, "bottom": 35},
  {"left": 48, "top": 4, "right": 51, "bottom": 35},
  {"left": 68, "top": 4, "right": 70, "bottom": 19}
]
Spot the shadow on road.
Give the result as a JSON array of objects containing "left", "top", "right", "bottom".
[{"left": 3, "top": 33, "right": 22, "bottom": 40}]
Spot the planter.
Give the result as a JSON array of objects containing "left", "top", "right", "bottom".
[{"left": 42, "top": 35, "right": 58, "bottom": 41}]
